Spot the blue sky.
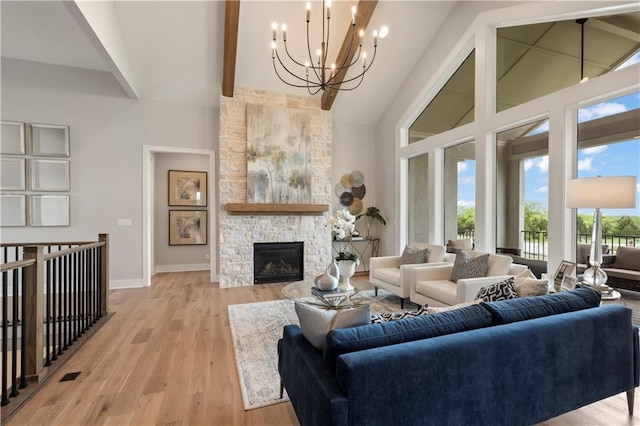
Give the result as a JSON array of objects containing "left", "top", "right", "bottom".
[{"left": 456, "top": 90, "right": 640, "bottom": 217}]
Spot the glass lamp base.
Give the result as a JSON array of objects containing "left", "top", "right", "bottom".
[{"left": 583, "top": 266, "right": 608, "bottom": 287}]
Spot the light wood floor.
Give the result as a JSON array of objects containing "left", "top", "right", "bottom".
[{"left": 6, "top": 271, "right": 639, "bottom": 425}]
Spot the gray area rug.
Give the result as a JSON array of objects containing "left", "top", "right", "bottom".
[{"left": 228, "top": 289, "right": 413, "bottom": 410}]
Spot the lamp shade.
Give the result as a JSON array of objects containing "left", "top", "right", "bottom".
[{"left": 566, "top": 176, "right": 637, "bottom": 209}]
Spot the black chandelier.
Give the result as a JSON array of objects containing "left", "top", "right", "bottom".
[{"left": 270, "top": 1, "right": 388, "bottom": 95}]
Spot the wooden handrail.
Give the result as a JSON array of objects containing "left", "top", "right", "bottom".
[
  {"left": 0, "top": 241, "right": 94, "bottom": 248},
  {"left": 0, "top": 259, "right": 36, "bottom": 272},
  {"left": 42, "top": 242, "right": 105, "bottom": 261}
]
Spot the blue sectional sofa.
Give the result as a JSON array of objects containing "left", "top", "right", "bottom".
[{"left": 278, "top": 288, "right": 639, "bottom": 426}]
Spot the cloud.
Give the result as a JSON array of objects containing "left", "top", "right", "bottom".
[
  {"left": 457, "top": 161, "right": 468, "bottom": 173},
  {"left": 577, "top": 156, "right": 593, "bottom": 171},
  {"left": 535, "top": 186, "right": 548, "bottom": 193},
  {"left": 637, "top": 183, "right": 640, "bottom": 193},
  {"left": 458, "top": 200, "right": 475, "bottom": 208},
  {"left": 459, "top": 176, "right": 475, "bottom": 184},
  {"left": 581, "top": 145, "right": 607, "bottom": 155},
  {"left": 524, "top": 159, "right": 535, "bottom": 171},
  {"left": 536, "top": 156, "right": 549, "bottom": 173},
  {"left": 578, "top": 102, "right": 628, "bottom": 122}
]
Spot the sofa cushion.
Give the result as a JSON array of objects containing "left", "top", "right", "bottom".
[
  {"left": 415, "top": 280, "right": 457, "bottom": 305},
  {"left": 323, "top": 304, "right": 492, "bottom": 371},
  {"left": 295, "top": 302, "right": 371, "bottom": 351},
  {"left": 446, "top": 239, "right": 473, "bottom": 254},
  {"left": 400, "top": 245, "right": 429, "bottom": 265},
  {"left": 451, "top": 251, "right": 489, "bottom": 282},
  {"left": 474, "top": 277, "right": 518, "bottom": 302},
  {"left": 373, "top": 267, "right": 401, "bottom": 286},
  {"left": 613, "top": 246, "right": 640, "bottom": 271},
  {"left": 605, "top": 268, "right": 640, "bottom": 282},
  {"left": 480, "top": 287, "right": 601, "bottom": 325},
  {"left": 577, "top": 243, "right": 611, "bottom": 265}
]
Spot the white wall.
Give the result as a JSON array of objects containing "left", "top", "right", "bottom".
[
  {"left": 1, "top": 58, "right": 218, "bottom": 286},
  {"left": 153, "top": 153, "right": 210, "bottom": 272}
]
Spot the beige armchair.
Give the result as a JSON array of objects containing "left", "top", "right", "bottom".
[
  {"left": 369, "top": 243, "right": 454, "bottom": 308},
  {"left": 409, "top": 252, "right": 528, "bottom": 307}
]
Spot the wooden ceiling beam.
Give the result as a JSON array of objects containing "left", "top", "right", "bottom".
[
  {"left": 321, "top": 0, "right": 378, "bottom": 111},
  {"left": 222, "top": 0, "right": 240, "bottom": 98}
]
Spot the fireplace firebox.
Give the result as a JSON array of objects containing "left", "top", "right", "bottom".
[{"left": 254, "top": 242, "right": 304, "bottom": 284}]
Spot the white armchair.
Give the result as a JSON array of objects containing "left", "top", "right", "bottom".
[
  {"left": 369, "top": 243, "right": 455, "bottom": 308},
  {"left": 409, "top": 253, "right": 528, "bottom": 307}
]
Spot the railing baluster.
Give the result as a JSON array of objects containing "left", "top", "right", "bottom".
[
  {"left": 10, "top": 269, "right": 19, "bottom": 397},
  {"left": 45, "top": 260, "right": 51, "bottom": 366},
  {"left": 73, "top": 252, "right": 78, "bottom": 342},
  {"left": 63, "top": 255, "right": 69, "bottom": 351},
  {"left": 2, "top": 271, "right": 9, "bottom": 406},
  {"left": 51, "top": 258, "right": 57, "bottom": 362},
  {"left": 57, "top": 257, "right": 63, "bottom": 356},
  {"left": 19, "top": 266, "right": 27, "bottom": 389}
]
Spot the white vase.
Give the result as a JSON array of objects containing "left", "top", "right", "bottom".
[{"left": 337, "top": 259, "right": 356, "bottom": 292}]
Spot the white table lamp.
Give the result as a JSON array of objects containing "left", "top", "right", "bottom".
[{"left": 566, "top": 176, "right": 637, "bottom": 287}]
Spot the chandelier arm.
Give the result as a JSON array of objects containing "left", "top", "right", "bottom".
[
  {"left": 305, "top": 19, "right": 323, "bottom": 84},
  {"left": 283, "top": 40, "right": 311, "bottom": 68},
  {"left": 326, "top": 46, "right": 377, "bottom": 90},
  {"left": 273, "top": 56, "right": 322, "bottom": 88}
]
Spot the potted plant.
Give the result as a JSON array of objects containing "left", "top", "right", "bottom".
[{"left": 357, "top": 206, "right": 387, "bottom": 238}]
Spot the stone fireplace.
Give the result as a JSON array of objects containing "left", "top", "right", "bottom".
[{"left": 218, "top": 88, "right": 332, "bottom": 287}]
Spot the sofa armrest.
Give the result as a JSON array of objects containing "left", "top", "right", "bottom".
[
  {"left": 456, "top": 275, "right": 514, "bottom": 304},
  {"left": 370, "top": 255, "right": 401, "bottom": 271},
  {"left": 279, "top": 325, "right": 348, "bottom": 426},
  {"left": 443, "top": 253, "right": 456, "bottom": 262}
]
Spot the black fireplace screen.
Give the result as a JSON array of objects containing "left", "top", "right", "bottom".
[{"left": 254, "top": 242, "right": 304, "bottom": 284}]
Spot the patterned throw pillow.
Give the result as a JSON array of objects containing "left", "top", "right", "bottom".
[
  {"left": 371, "top": 305, "right": 429, "bottom": 323},
  {"left": 399, "top": 245, "right": 429, "bottom": 266},
  {"left": 450, "top": 251, "right": 489, "bottom": 282},
  {"left": 474, "top": 277, "right": 518, "bottom": 302}
]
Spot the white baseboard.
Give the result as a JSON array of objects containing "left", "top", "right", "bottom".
[
  {"left": 154, "top": 263, "right": 211, "bottom": 273},
  {"left": 110, "top": 278, "right": 148, "bottom": 289}
]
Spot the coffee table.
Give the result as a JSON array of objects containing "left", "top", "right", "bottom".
[{"left": 282, "top": 280, "right": 368, "bottom": 309}]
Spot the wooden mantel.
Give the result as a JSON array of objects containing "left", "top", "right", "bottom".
[{"left": 226, "top": 203, "right": 329, "bottom": 215}]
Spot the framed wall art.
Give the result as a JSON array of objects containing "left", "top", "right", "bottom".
[
  {"left": 168, "top": 170, "right": 207, "bottom": 206},
  {"left": 552, "top": 260, "right": 576, "bottom": 292},
  {"left": 0, "top": 194, "right": 26, "bottom": 227},
  {"left": 1, "top": 121, "right": 26, "bottom": 155},
  {"left": 30, "top": 123, "right": 70, "bottom": 157},
  {"left": 169, "top": 210, "right": 207, "bottom": 245},
  {"left": 29, "top": 195, "right": 70, "bottom": 227},
  {"left": 1, "top": 158, "right": 26, "bottom": 190},
  {"left": 29, "top": 159, "right": 70, "bottom": 191}
]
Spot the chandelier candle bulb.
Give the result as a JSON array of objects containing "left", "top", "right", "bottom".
[
  {"left": 373, "top": 30, "right": 378, "bottom": 46},
  {"left": 272, "top": 22, "right": 277, "bottom": 41},
  {"left": 359, "top": 29, "right": 364, "bottom": 46},
  {"left": 306, "top": 2, "right": 310, "bottom": 22},
  {"left": 282, "top": 24, "right": 287, "bottom": 42},
  {"left": 351, "top": 6, "right": 356, "bottom": 24}
]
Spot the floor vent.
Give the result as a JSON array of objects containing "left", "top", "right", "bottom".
[{"left": 59, "top": 372, "right": 81, "bottom": 382}]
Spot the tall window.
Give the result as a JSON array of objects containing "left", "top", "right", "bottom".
[
  {"left": 576, "top": 91, "right": 640, "bottom": 251},
  {"left": 408, "top": 51, "right": 475, "bottom": 143},
  {"left": 495, "top": 119, "right": 549, "bottom": 259},
  {"left": 444, "top": 141, "right": 475, "bottom": 245},
  {"left": 497, "top": 12, "right": 640, "bottom": 112}
]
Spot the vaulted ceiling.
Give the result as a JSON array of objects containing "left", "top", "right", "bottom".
[{"left": 0, "top": 0, "right": 456, "bottom": 126}]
